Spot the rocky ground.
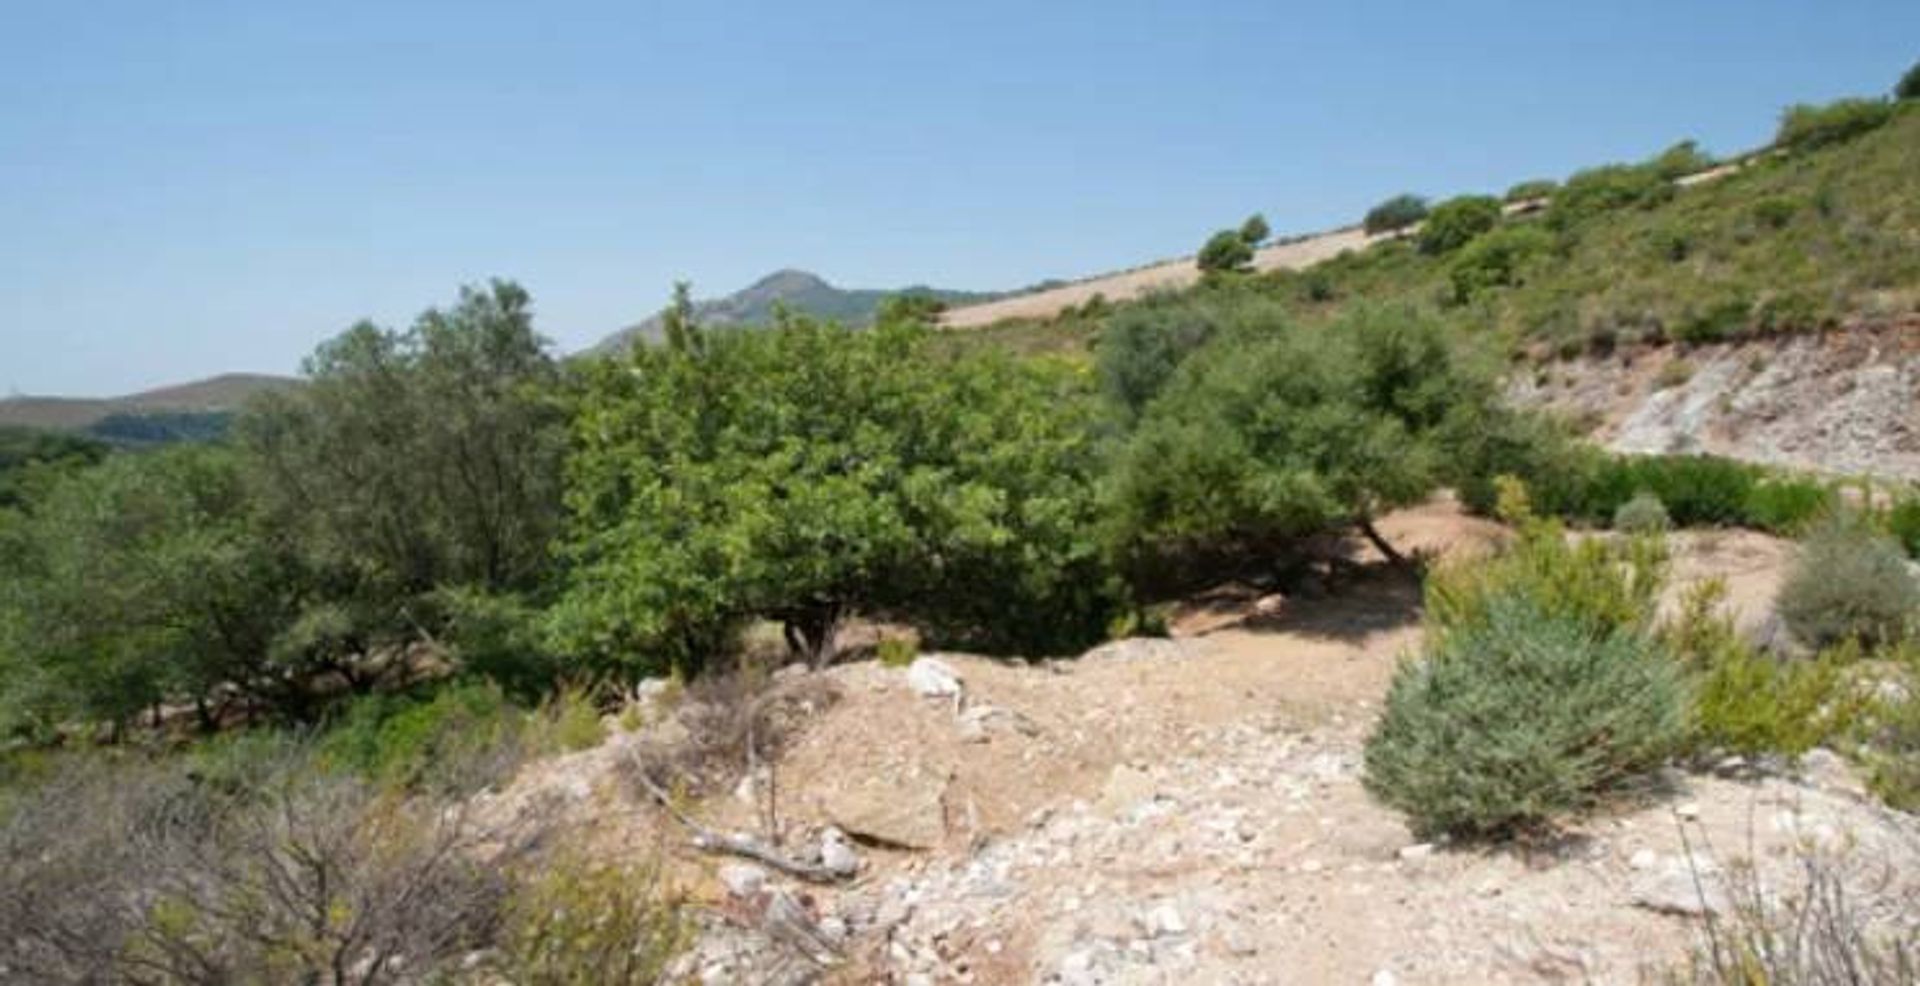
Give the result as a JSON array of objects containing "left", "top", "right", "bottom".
[
  {"left": 1513, "top": 318, "right": 1920, "bottom": 481},
  {"left": 479, "top": 501, "right": 1920, "bottom": 984}
]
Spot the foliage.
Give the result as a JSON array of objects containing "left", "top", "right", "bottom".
[
  {"left": 1777, "top": 511, "right": 1920, "bottom": 650},
  {"left": 1743, "top": 477, "right": 1835, "bottom": 536},
  {"left": 876, "top": 636, "right": 917, "bottom": 668},
  {"left": 1094, "top": 291, "right": 1286, "bottom": 422},
  {"left": 1416, "top": 195, "right": 1502, "bottom": 255},
  {"left": 1107, "top": 306, "right": 1502, "bottom": 569},
  {"left": 1864, "top": 648, "right": 1920, "bottom": 812},
  {"left": 1239, "top": 213, "right": 1271, "bottom": 245},
  {"left": 1663, "top": 580, "right": 1859, "bottom": 758},
  {"left": 1548, "top": 161, "right": 1673, "bottom": 230},
  {"left": 0, "top": 744, "right": 514, "bottom": 984},
  {"left": 554, "top": 310, "right": 1117, "bottom": 676},
  {"left": 1423, "top": 508, "right": 1668, "bottom": 642},
  {"left": 495, "top": 852, "right": 688, "bottom": 985},
  {"left": 1885, "top": 494, "right": 1920, "bottom": 558},
  {"left": 1364, "top": 594, "right": 1686, "bottom": 838},
  {"left": 1775, "top": 98, "right": 1896, "bottom": 151},
  {"left": 1648, "top": 139, "right": 1715, "bottom": 180},
  {"left": 1901, "top": 60, "right": 1920, "bottom": 101},
  {"left": 0, "top": 425, "right": 105, "bottom": 508},
  {"left": 1613, "top": 492, "right": 1672, "bottom": 534},
  {"left": 529, "top": 684, "right": 608, "bottom": 754},
  {"left": 85, "top": 409, "right": 232, "bottom": 447},
  {"left": 1362, "top": 194, "right": 1428, "bottom": 235},
  {"left": 1197, "top": 228, "right": 1256, "bottom": 273},
  {"left": 0, "top": 444, "right": 314, "bottom": 735},
  {"left": 1446, "top": 223, "right": 1552, "bottom": 303},
  {"left": 1504, "top": 179, "right": 1558, "bottom": 203},
  {"left": 316, "top": 680, "right": 526, "bottom": 793}
]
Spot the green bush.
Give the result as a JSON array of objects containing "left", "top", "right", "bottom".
[
  {"left": 1364, "top": 596, "right": 1686, "bottom": 838},
  {"left": 1647, "top": 139, "right": 1715, "bottom": 181},
  {"left": 1612, "top": 492, "right": 1671, "bottom": 534},
  {"left": 528, "top": 685, "right": 607, "bottom": 754},
  {"left": 1549, "top": 162, "right": 1673, "bottom": 230},
  {"left": 1197, "top": 228, "right": 1255, "bottom": 273},
  {"left": 1865, "top": 648, "right": 1920, "bottom": 812},
  {"left": 1446, "top": 224, "right": 1553, "bottom": 303},
  {"left": 1900, "top": 60, "right": 1920, "bottom": 101},
  {"left": 318, "top": 681, "right": 524, "bottom": 791},
  {"left": 1664, "top": 580, "right": 1859, "bottom": 758},
  {"left": 1417, "top": 195, "right": 1502, "bottom": 255},
  {"left": 1424, "top": 512, "right": 1667, "bottom": 641},
  {"left": 1239, "top": 213, "right": 1270, "bottom": 245},
  {"left": 1776, "top": 98, "right": 1895, "bottom": 151},
  {"left": 1777, "top": 512, "right": 1920, "bottom": 650},
  {"left": 1885, "top": 495, "right": 1920, "bottom": 558},
  {"left": 1743, "top": 477, "right": 1834, "bottom": 535},
  {"left": 1749, "top": 194, "right": 1800, "bottom": 229},
  {"left": 875, "top": 636, "right": 917, "bottom": 668},
  {"left": 495, "top": 852, "right": 687, "bottom": 984},
  {"left": 1580, "top": 455, "right": 1758, "bottom": 529},
  {"left": 1504, "top": 179, "right": 1558, "bottom": 203},
  {"left": 1363, "top": 194, "right": 1428, "bottom": 235}
]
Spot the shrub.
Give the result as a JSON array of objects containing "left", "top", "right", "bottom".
[
  {"left": 1654, "top": 358, "right": 1694, "bottom": 390},
  {"left": 1423, "top": 512, "right": 1668, "bottom": 642},
  {"left": 1447, "top": 224, "right": 1553, "bottom": 302},
  {"left": 1865, "top": 649, "right": 1920, "bottom": 811},
  {"left": 1776, "top": 512, "right": 1920, "bottom": 650},
  {"left": 1577, "top": 455, "right": 1759, "bottom": 529},
  {"left": 529, "top": 684, "right": 608, "bottom": 754},
  {"left": 1197, "top": 228, "right": 1255, "bottom": 273},
  {"left": 1647, "top": 139, "right": 1715, "bottom": 180},
  {"left": 1743, "top": 477, "right": 1834, "bottom": 535},
  {"left": 0, "top": 746, "right": 516, "bottom": 984},
  {"left": 495, "top": 852, "right": 688, "bottom": 985},
  {"left": 1549, "top": 162, "right": 1673, "bottom": 230},
  {"left": 1363, "top": 596, "right": 1686, "bottom": 838},
  {"left": 1673, "top": 294, "right": 1753, "bottom": 344},
  {"left": 1885, "top": 495, "right": 1920, "bottom": 558},
  {"left": 1750, "top": 194, "right": 1800, "bottom": 229},
  {"left": 1613, "top": 492, "right": 1672, "bottom": 534},
  {"left": 1239, "top": 213, "right": 1271, "bottom": 245},
  {"left": 1363, "top": 194, "right": 1428, "bottom": 235},
  {"left": 1775, "top": 98, "right": 1895, "bottom": 151},
  {"left": 1504, "top": 179, "right": 1558, "bottom": 203},
  {"left": 1901, "top": 60, "right": 1920, "bottom": 101},
  {"left": 318, "top": 680, "right": 526, "bottom": 792},
  {"left": 876, "top": 636, "right": 917, "bottom": 668},
  {"left": 1664, "top": 580, "right": 1859, "bottom": 758},
  {"left": 1417, "top": 195, "right": 1502, "bottom": 255}
]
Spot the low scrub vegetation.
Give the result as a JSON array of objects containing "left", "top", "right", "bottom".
[
  {"left": 1366, "top": 507, "right": 1683, "bottom": 837},
  {"left": 1775, "top": 97, "right": 1897, "bottom": 151},
  {"left": 1776, "top": 512, "right": 1920, "bottom": 651},
  {"left": 1362, "top": 194, "right": 1428, "bottom": 235}
]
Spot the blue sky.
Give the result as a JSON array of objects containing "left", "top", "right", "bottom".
[{"left": 2, "top": 1, "right": 1915, "bottom": 396}]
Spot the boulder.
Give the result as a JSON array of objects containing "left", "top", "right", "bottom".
[{"left": 905, "top": 657, "right": 963, "bottom": 698}]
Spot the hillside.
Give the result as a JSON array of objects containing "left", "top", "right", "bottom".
[
  {"left": 0, "top": 372, "right": 299, "bottom": 432},
  {"left": 944, "top": 104, "right": 1920, "bottom": 359},
  {"left": 590, "top": 268, "right": 1003, "bottom": 353}
]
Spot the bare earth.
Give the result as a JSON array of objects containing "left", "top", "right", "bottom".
[{"left": 482, "top": 500, "right": 1920, "bottom": 984}]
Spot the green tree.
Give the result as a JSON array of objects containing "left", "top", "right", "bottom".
[
  {"left": 1197, "top": 229, "right": 1255, "bottom": 273},
  {"left": 1416, "top": 195, "right": 1502, "bottom": 255},
  {"left": 552, "top": 307, "right": 1116, "bottom": 676},
  {"left": 1900, "top": 60, "right": 1920, "bottom": 101},
  {"left": 0, "top": 446, "right": 312, "bottom": 736},
  {"left": 1362, "top": 194, "right": 1428, "bottom": 235},
  {"left": 1108, "top": 307, "right": 1499, "bottom": 568},
  {"left": 1775, "top": 98, "right": 1895, "bottom": 151},
  {"left": 1238, "top": 213, "right": 1271, "bottom": 245}
]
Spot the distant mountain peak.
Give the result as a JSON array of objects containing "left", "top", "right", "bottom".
[{"left": 586, "top": 269, "right": 1002, "bottom": 354}]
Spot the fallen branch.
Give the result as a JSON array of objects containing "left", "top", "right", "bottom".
[{"left": 627, "top": 750, "right": 849, "bottom": 885}]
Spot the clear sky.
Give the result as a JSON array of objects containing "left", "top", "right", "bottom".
[{"left": 3, "top": 1, "right": 1915, "bottom": 396}]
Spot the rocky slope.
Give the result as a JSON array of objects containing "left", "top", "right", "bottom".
[
  {"left": 478, "top": 503, "right": 1920, "bottom": 984},
  {"left": 1514, "top": 318, "right": 1920, "bottom": 480}
]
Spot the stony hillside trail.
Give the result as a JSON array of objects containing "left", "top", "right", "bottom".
[{"left": 483, "top": 500, "right": 1920, "bottom": 984}]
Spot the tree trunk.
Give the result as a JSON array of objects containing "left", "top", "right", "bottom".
[{"left": 1358, "top": 516, "right": 1409, "bottom": 568}]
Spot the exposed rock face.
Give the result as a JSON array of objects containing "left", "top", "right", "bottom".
[{"left": 1512, "top": 320, "right": 1920, "bottom": 479}]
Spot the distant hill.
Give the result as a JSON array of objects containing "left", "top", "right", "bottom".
[
  {"left": 0, "top": 373, "right": 300, "bottom": 433},
  {"left": 589, "top": 269, "right": 1002, "bottom": 353}
]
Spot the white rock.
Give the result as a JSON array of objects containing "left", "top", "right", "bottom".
[
  {"left": 1629, "top": 849, "right": 1659, "bottom": 870},
  {"left": 1631, "top": 863, "right": 1728, "bottom": 916},
  {"left": 906, "top": 656, "right": 963, "bottom": 698},
  {"left": 718, "top": 863, "right": 766, "bottom": 899},
  {"left": 1372, "top": 971, "right": 1400, "bottom": 986},
  {"left": 1675, "top": 802, "right": 1701, "bottom": 820},
  {"left": 1397, "top": 843, "right": 1436, "bottom": 862},
  {"left": 1146, "top": 903, "right": 1187, "bottom": 937},
  {"left": 820, "top": 827, "right": 860, "bottom": 876}
]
